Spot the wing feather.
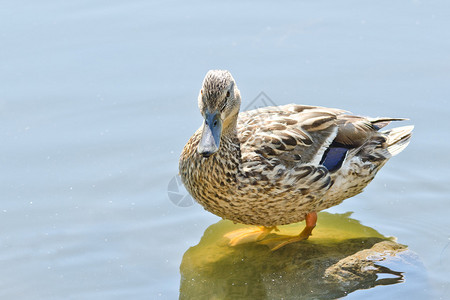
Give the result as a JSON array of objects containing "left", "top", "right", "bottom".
[
  {"left": 237, "top": 104, "right": 341, "bottom": 166},
  {"left": 237, "top": 104, "right": 407, "bottom": 171}
]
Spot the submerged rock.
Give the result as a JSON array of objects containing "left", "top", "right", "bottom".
[{"left": 179, "top": 212, "right": 424, "bottom": 299}]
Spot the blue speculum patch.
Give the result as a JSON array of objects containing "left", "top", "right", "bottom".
[{"left": 320, "top": 146, "right": 348, "bottom": 172}]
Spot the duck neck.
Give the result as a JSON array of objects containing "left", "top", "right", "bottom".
[{"left": 216, "top": 113, "right": 241, "bottom": 173}]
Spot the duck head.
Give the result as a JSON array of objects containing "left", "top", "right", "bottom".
[{"left": 197, "top": 70, "right": 241, "bottom": 157}]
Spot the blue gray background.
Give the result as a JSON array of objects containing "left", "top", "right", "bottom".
[{"left": 1, "top": 1, "right": 449, "bottom": 299}]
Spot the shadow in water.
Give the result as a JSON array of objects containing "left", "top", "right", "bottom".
[{"left": 180, "top": 212, "right": 422, "bottom": 299}]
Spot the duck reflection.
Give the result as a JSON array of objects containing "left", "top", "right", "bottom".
[{"left": 180, "top": 212, "right": 410, "bottom": 299}]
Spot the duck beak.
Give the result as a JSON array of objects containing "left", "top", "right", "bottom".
[{"left": 198, "top": 111, "right": 222, "bottom": 157}]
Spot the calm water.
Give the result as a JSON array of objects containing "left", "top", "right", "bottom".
[{"left": 1, "top": 1, "right": 449, "bottom": 299}]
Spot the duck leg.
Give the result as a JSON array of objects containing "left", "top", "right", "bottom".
[
  {"left": 224, "top": 226, "right": 278, "bottom": 246},
  {"left": 260, "top": 212, "right": 317, "bottom": 251}
]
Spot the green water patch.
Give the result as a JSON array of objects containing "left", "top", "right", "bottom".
[{"left": 180, "top": 212, "right": 418, "bottom": 299}]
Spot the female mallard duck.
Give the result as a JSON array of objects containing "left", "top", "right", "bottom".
[{"left": 179, "top": 70, "right": 413, "bottom": 250}]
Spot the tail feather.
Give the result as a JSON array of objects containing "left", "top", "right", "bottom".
[
  {"left": 382, "top": 125, "right": 414, "bottom": 157},
  {"left": 369, "top": 117, "right": 409, "bottom": 130}
]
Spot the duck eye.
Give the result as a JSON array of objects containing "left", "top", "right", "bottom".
[{"left": 226, "top": 91, "right": 230, "bottom": 98}]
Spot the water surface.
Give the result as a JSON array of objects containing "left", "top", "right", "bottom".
[{"left": 1, "top": 0, "right": 449, "bottom": 299}]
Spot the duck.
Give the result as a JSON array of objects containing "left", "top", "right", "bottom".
[{"left": 179, "top": 70, "right": 413, "bottom": 250}]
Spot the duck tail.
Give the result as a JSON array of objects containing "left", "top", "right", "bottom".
[
  {"left": 368, "top": 117, "right": 408, "bottom": 130},
  {"left": 382, "top": 125, "right": 414, "bottom": 157}
]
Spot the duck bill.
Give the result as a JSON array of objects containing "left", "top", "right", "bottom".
[{"left": 198, "top": 111, "right": 222, "bottom": 157}]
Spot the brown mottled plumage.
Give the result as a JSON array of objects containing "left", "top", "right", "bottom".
[{"left": 179, "top": 70, "right": 413, "bottom": 249}]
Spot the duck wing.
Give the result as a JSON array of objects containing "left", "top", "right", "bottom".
[
  {"left": 237, "top": 104, "right": 345, "bottom": 167},
  {"left": 238, "top": 104, "right": 408, "bottom": 169},
  {"left": 334, "top": 115, "right": 407, "bottom": 147}
]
